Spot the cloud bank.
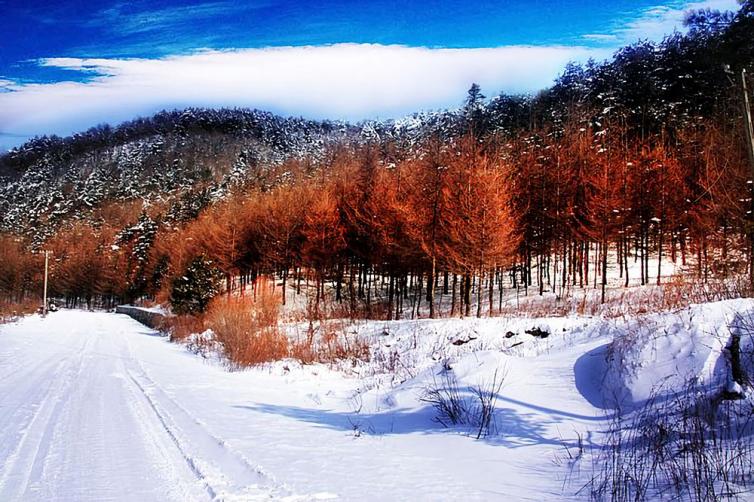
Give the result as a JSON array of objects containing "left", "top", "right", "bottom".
[{"left": 0, "top": 44, "right": 607, "bottom": 149}]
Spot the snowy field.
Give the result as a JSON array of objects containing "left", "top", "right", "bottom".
[{"left": 1, "top": 300, "right": 753, "bottom": 501}]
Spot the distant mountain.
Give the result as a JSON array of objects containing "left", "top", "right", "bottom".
[{"left": 0, "top": 109, "right": 350, "bottom": 237}]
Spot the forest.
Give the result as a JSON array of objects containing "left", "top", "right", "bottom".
[{"left": 1, "top": 1, "right": 754, "bottom": 321}]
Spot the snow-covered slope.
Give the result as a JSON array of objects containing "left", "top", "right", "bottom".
[
  {"left": 0, "top": 108, "right": 355, "bottom": 239},
  {"left": 604, "top": 299, "right": 754, "bottom": 406}
]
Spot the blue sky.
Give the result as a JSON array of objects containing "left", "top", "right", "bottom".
[{"left": 0, "top": 0, "right": 742, "bottom": 149}]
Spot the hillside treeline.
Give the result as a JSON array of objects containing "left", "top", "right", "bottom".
[{"left": 1, "top": 1, "right": 753, "bottom": 317}]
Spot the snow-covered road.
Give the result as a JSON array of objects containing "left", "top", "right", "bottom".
[{"left": 0, "top": 312, "right": 284, "bottom": 501}]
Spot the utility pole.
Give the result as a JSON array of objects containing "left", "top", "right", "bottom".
[
  {"left": 42, "top": 250, "right": 50, "bottom": 316},
  {"left": 742, "top": 69, "right": 754, "bottom": 293}
]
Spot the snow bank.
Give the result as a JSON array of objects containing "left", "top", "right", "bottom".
[{"left": 604, "top": 299, "right": 754, "bottom": 406}]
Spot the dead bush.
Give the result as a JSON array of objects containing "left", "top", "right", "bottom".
[
  {"left": 585, "top": 381, "right": 754, "bottom": 501},
  {"left": 421, "top": 366, "right": 507, "bottom": 438},
  {"left": 205, "top": 291, "right": 287, "bottom": 368},
  {"left": 421, "top": 370, "right": 470, "bottom": 427},
  {"left": 0, "top": 298, "right": 40, "bottom": 324},
  {"left": 320, "top": 328, "right": 370, "bottom": 362},
  {"left": 290, "top": 325, "right": 370, "bottom": 365},
  {"left": 160, "top": 314, "right": 205, "bottom": 341},
  {"left": 471, "top": 368, "right": 506, "bottom": 439},
  {"left": 660, "top": 273, "right": 750, "bottom": 313}
]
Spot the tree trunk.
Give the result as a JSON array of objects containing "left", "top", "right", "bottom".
[
  {"left": 450, "top": 274, "right": 458, "bottom": 317},
  {"left": 476, "top": 270, "right": 483, "bottom": 318},
  {"left": 464, "top": 273, "right": 472, "bottom": 317},
  {"left": 349, "top": 264, "right": 356, "bottom": 314},
  {"left": 387, "top": 274, "right": 395, "bottom": 321},
  {"left": 488, "top": 266, "right": 495, "bottom": 315},
  {"left": 601, "top": 237, "right": 608, "bottom": 304},
  {"left": 336, "top": 262, "right": 343, "bottom": 302},
  {"left": 657, "top": 224, "right": 664, "bottom": 286},
  {"left": 428, "top": 258, "right": 436, "bottom": 319}
]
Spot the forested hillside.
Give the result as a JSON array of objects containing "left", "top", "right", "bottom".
[{"left": 1, "top": 1, "right": 753, "bottom": 316}]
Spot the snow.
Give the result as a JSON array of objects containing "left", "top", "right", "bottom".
[
  {"left": 0, "top": 314, "right": 209, "bottom": 501},
  {"left": 0, "top": 300, "right": 752, "bottom": 500},
  {"left": 604, "top": 299, "right": 754, "bottom": 406}
]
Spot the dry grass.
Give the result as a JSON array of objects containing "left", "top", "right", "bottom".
[
  {"left": 0, "top": 298, "right": 40, "bottom": 324},
  {"left": 420, "top": 366, "right": 507, "bottom": 439},
  {"left": 164, "top": 281, "right": 371, "bottom": 368},
  {"left": 282, "top": 281, "right": 372, "bottom": 365},
  {"left": 290, "top": 325, "right": 371, "bottom": 365},
  {"left": 160, "top": 314, "right": 205, "bottom": 341},
  {"left": 585, "top": 382, "right": 754, "bottom": 501},
  {"left": 204, "top": 289, "right": 288, "bottom": 369},
  {"left": 496, "top": 272, "right": 750, "bottom": 319},
  {"left": 660, "top": 273, "right": 750, "bottom": 309}
]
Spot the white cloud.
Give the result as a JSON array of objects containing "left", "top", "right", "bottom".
[
  {"left": 0, "top": 79, "right": 18, "bottom": 91},
  {"left": 1, "top": 1, "right": 743, "bottom": 149},
  {"left": 0, "top": 43, "right": 608, "bottom": 147},
  {"left": 88, "top": 1, "right": 270, "bottom": 36},
  {"left": 614, "top": 0, "right": 740, "bottom": 42},
  {"left": 581, "top": 34, "right": 619, "bottom": 42}
]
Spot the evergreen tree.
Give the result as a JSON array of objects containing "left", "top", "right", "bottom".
[
  {"left": 169, "top": 255, "right": 223, "bottom": 314},
  {"left": 463, "top": 83, "right": 489, "bottom": 135}
]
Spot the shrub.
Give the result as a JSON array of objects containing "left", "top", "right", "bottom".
[
  {"left": 204, "top": 290, "right": 287, "bottom": 368},
  {"left": 160, "top": 313, "right": 205, "bottom": 341},
  {"left": 0, "top": 298, "right": 40, "bottom": 324},
  {"left": 421, "top": 366, "right": 506, "bottom": 438},
  {"left": 290, "top": 326, "right": 371, "bottom": 365},
  {"left": 471, "top": 369, "right": 506, "bottom": 439},
  {"left": 421, "top": 370, "right": 470, "bottom": 427},
  {"left": 585, "top": 382, "right": 754, "bottom": 501}
]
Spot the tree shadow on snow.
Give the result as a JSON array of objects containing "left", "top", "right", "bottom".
[{"left": 234, "top": 397, "right": 584, "bottom": 449}]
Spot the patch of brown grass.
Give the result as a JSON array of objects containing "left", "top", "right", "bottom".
[
  {"left": 205, "top": 290, "right": 287, "bottom": 368},
  {"left": 495, "top": 272, "right": 750, "bottom": 319},
  {"left": 0, "top": 298, "right": 40, "bottom": 324},
  {"left": 160, "top": 314, "right": 205, "bottom": 341},
  {"left": 660, "top": 273, "right": 749, "bottom": 310},
  {"left": 290, "top": 324, "right": 370, "bottom": 365}
]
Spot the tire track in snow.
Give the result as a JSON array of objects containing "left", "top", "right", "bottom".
[
  {"left": 0, "top": 333, "right": 94, "bottom": 500},
  {"left": 0, "top": 332, "right": 85, "bottom": 434},
  {"left": 124, "top": 331, "right": 341, "bottom": 501},
  {"left": 125, "top": 357, "right": 340, "bottom": 501},
  {"left": 0, "top": 312, "right": 335, "bottom": 501},
  {"left": 124, "top": 366, "right": 287, "bottom": 501},
  {"left": 0, "top": 355, "right": 72, "bottom": 463},
  {"left": 0, "top": 338, "right": 58, "bottom": 383},
  {"left": 4, "top": 315, "right": 209, "bottom": 501},
  {"left": 115, "top": 364, "right": 211, "bottom": 502}
]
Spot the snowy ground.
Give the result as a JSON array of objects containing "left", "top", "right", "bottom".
[{"left": 1, "top": 300, "right": 752, "bottom": 501}]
